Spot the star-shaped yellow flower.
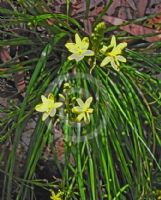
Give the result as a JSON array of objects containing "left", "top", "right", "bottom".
[
  {"left": 100, "top": 35, "right": 127, "bottom": 71},
  {"left": 65, "top": 33, "right": 94, "bottom": 62},
  {"left": 35, "top": 93, "right": 63, "bottom": 121},
  {"left": 72, "top": 97, "right": 93, "bottom": 124},
  {"left": 50, "top": 190, "right": 63, "bottom": 200}
]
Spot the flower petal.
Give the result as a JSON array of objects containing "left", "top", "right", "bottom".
[
  {"left": 72, "top": 106, "right": 83, "bottom": 114},
  {"left": 42, "top": 112, "right": 49, "bottom": 121},
  {"left": 50, "top": 190, "right": 62, "bottom": 200},
  {"left": 110, "top": 47, "right": 119, "bottom": 56},
  {"left": 114, "top": 42, "right": 127, "bottom": 54},
  {"left": 53, "top": 102, "right": 63, "bottom": 108},
  {"left": 115, "top": 58, "right": 120, "bottom": 67},
  {"left": 65, "top": 43, "right": 77, "bottom": 53},
  {"left": 75, "top": 33, "right": 82, "bottom": 45},
  {"left": 85, "top": 113, "right": 90, "bottom": 124},
  {"left": 111, "top": 59, "right": 119, "bottom": 71},
  {"left": 68, "top": 54, "right": 84, "bottom": 62},
  {"left": 116, "top": 55, "right": 126, "bottom": 62},
  {"left": 100, "top": 56, "right": 112, "bottom": 67},
  {"left": 76, "top": 113, "right": 85, "bottom": 122},
  {"left": 111, "top": 35, "right": 116, "bottom": 47},
  {"left": 41, "top": 95, "right": 48, "bottom": 104},
  {"left": 76, "top": 98, "right": 84, "bottom": 106},
  {"left": 88, "top": 108, "right": 94, "bottom": 113},
  {"left": 83, "top": 50, "right": 94, "bottom": 56},
  {"left": 117, "top": 42, "right": 127, "bottom": 50},
  {"left": 68, "top": 54, "right": 75, "bottom": 60},
  {"left": 49, "top": 108, "right": 56, "bottom": 117},
  {"left": 50, "top": 191, "right": 56, "bottom": 200},
  {"left": 75, "top": 54, "right": 85, "bottom": 62},
  {"left": 85, "top": 97, "right": 93, "bottom": 107},
  {"left": 35, "top": 103, "right": 47, "bottom": 112}
]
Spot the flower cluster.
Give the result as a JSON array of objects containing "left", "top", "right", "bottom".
[
  {"left": 35, "top": 28, "right": 128, "bottom": 123},
  {"left": 35, "top": 92, "right": 93, "bottom": 124},
  {"left": 65, "top": 32, "right": 127, "bottom": 71}
]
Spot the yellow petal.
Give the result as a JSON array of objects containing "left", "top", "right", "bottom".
[
  {"left": 110, "top": 47, "right": 120, "bottom": 56},
  {"left": 100, "top": 56, "right": 112, "bottom": 67},
  {"left": 41, "top": 95, "right": 48, "bottom": 104},
  {"left": 75, "top": 33, "right": 82, "bottom": 45},
  {"left": 88, "top": 108, "right": 94, "bottom": 113},
  {"left": 75, "top": 54, "right": 84, "bottom": 62},
  {"left": 68, "top": 54, "right": 78, "bottom": 61},
  {"left": 50, "top": 191, "right": 62, "bottom": 200},
  {"left": 115, "top": 58, "right": 120, "bottom": 67},
  {"left": 76, "top": 98, "right": 84, "bottom": 106},
  {"left": 72, "top": 106, "right": 83, "bottom": 114},
  {"left": 85, "top": 113, "right": 90, "bottom": 124},
  {"left": 111, "top": 59, "right": 119, "bottom": 71},
  {"left": 111, "top": 35, "right": 116, "bottom": 47},
  {"left": 116, "top": 55, "right": 126, "bottom": 62},
  {"left": 42, "top": 112, "right": 49, "bottom": 121},
  {"left": 76, "top": 113, "right": 85, "bottom": 122},
  {"left": 35, "top": 103, "right": 47, "bottom": 112},
  {"left": 85, "top": 97, "right": 93, "bottom": 108},
  {"left": 65, "top": 43, "right": 77, "bottom": 53},
  {"left": 117, "top": 42, "right": 127, "bottom": 50},
  {"left": 68, "top": 54, "right": 84, "bottom": 62},
  {"left": 68, "top": 55, "right": 74, "bottom": 60},
  {"left": 113, "top": 42, "right": 127, "bottom": 55},
  {"left": 49, "top": 108, "right": 56, "bottom": 117},
  {"left": 53, "top": 102, "right": 63, "bottom": 108},
  {"left": 50, "top": 191, "right": 56, "bottom": 199}
]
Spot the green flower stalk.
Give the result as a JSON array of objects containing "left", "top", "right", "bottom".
[
  {"left": 100, "top": 35, "right": 127, "bottom": 71},
  {"left": 35, "top": 93, "right": 63, "bottom": 121},
  {"left": 72, "top": 97, "right": 93, "bottom": 124},
  {"left": 65, "top": 33, "right": 94, "bottom": 62}
]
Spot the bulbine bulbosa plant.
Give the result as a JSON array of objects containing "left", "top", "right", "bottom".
[{"left": 0, "top": 2, "right": 161, "bottom": 200}]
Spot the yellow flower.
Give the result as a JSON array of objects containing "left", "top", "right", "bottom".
[
  {"left": 50, "top": 190, "right": 63, "bottom": 200},
  {"left": 72, "top": 97, "right": 93, "bottom": 124},
  {"left": 65, "top": 33, "right": 94, "bottom": 62},
  {"left": 35, "top": 93, "right": 62, "bottom": 121},
  {"left": 100, "top": 35, "right": 127, "bottom": 71}
]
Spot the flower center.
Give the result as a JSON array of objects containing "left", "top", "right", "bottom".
[
  {"left": 82, "top": 107, "right": 89, "bottom": 112},
  {"left": 77, "top": 47, "right": 83, "bottom": 55},
  {"left": 108, "top": 51, "right": 116, "bottom": 57},
  {"left": 47, "top": 102, "right": 54, "bottom": 112}
]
